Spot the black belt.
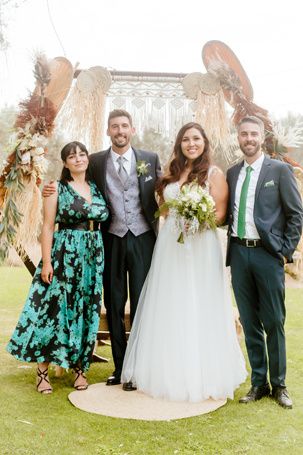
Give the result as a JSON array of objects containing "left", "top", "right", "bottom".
[
  {"left": 58, "top": 221, "right": 100, "bottom": 231},
  {"left": 231, "top": 237, "right": 262, "bottom": 248}
]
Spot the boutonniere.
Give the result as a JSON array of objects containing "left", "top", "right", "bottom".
[{"left": 136, "top": 160, "right": 151, "bottom": 177}]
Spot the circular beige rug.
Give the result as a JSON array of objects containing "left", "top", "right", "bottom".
[{"left": 68, "top": 383, "right": 226, "bottom": 421}]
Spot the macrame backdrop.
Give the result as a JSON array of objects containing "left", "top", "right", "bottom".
[{"left": 106, "top": 73, "right": 195, "bottom": 146}]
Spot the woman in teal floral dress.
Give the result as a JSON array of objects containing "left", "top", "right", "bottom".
[{"left": 7, "top": 141, "right": 108, "bottom": 394}]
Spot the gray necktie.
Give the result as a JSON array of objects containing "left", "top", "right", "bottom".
[{"left": 117, "top": 156, "right": 128, "bottom": 184}]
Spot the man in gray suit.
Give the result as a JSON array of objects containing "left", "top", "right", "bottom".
[
  {"left": 226, "top": 116, "right": 303, "bottom": 409},
  {"left": 89, "top": 110, "right": 161, "bottom": 389}
]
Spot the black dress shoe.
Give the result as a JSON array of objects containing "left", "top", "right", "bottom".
[
  {"left": 239, "top": 384, "right": 271, "bottom": 403},
  {"left": 272, "top": 387, "right": 293, "bottom": 409},
  {"left": 106, "top": 375, "right": 121, "bottom": 386},
  {"left": 122, "top": 381, "right": 137, "bottom": 391}
]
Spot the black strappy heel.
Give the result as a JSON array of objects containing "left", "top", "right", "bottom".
[
  {"left": 36, "top": 367, "right": 53, "bottom": 394},
  {"left": 73, "top": 367, "right": 88, "bottom": 391}
]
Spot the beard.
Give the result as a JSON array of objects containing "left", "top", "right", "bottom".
[
  {"left": 240, "top": 141, "right": 262, "bottom": 157},
  {"left": 112, "top": 134, "right": 129, "bottom": 148}
]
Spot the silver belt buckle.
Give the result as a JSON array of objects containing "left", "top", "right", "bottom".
[
  {"left": 246, "top": 239, "right": 257, "bottom": 247},
  {"left": 89, "top": 220, "right": 94, "bottom": 231}
]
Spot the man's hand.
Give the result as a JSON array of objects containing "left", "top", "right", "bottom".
[{"left": 42, "top": 181, "right": 56, "bottom": 198}]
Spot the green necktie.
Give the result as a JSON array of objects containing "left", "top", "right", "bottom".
[{"left": 237, "top": 166, "right": 253, "bottom": 239}]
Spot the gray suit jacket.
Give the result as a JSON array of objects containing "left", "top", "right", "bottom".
[
  {"left": 88, "top": 147, "right": 161, "bottom": 234},
  {"left": 226, "top": 155, "right": 303, "bottom": 266}
]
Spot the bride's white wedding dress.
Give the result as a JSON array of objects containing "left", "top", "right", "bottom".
[{"left": 121, "top": 179, "right": 247, "bottom": 402}]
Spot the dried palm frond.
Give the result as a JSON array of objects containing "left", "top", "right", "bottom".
[
  {"left": 33, "top": 53, "right": 51, "bottom": 100},
  {"left": 272, "top": 119, "right": 303, "bottom": 149},
  {"left": 38, "top": 56, "right": 74, "bottom": 113},
  {"left": 208, "top": 61, "right": 271, "bottom": 131},
  {"left": 232, "top": 100, "right": 270, "bottom": 131},
  {"left": 15, "top": 53, "right": 55, "bottom": 134},
  {"left": 263, "top": 118, "right": 303, "bottom": 166},
  {"left": 208, "top": 61, "right": 242, "bottom": 97}
]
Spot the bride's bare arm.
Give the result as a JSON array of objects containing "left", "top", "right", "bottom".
[{"left": 208, "top": 168, "right": 228, "bottom": 225}]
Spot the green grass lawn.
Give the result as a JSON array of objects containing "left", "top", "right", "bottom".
[{"left": 1, "top": 266, "right": 303, "bottom": 455}]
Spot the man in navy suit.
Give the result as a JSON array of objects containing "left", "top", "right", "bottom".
[{"left": 226, "top": 116, "right": 303, "bottom": 409}]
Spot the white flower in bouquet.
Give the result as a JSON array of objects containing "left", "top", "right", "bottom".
[{"left": 156, "top": 180, "right": 217, "bottom": 243}]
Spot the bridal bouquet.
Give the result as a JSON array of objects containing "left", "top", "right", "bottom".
[{"left": 156, "top": 181, "right": 217, "bottom": 243}]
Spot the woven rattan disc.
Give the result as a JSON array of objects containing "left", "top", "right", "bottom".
[
  {"left": 68, "top": 383, "right": 227, "bottom": 421},
  {"left": 89, "top": 66, "right": 112, "bottom": 92}
]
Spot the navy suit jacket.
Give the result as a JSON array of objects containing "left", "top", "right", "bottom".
[
  {"left": 226, "top": 155, "right": 303, "bottom": 266},
  {"left": 88, "top": 147, "right": 161, "bottom": 235}
]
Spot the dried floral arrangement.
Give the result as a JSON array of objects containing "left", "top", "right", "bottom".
[
  {"left": 0, "top": 54, "right": 56, "bottom": 265},
  {"left": 182, "top": 40, "right": 303, "bottom": 169}
]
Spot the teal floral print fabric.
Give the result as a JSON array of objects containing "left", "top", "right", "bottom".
[{"left": 7, "top": 181, "right": 109, "bottom": 371}]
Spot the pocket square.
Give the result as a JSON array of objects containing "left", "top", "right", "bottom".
[
  {"left": 264, "top": 180, "right": 275, "bottom": 188},
  {"left": 144, "top": 175, "right": 153, "bottom": 182}
]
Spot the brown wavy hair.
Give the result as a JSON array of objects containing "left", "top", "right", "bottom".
[
  {"left": 107, "top": 109, "right": 133, "bottom": 127},
  {"left": 156, "top": 122, "right": 211, "bottom": 200}
]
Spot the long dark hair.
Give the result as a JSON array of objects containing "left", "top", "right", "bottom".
[
  {"left": 60, "top": 141, "right": 89, "bottom": 183},
  {"left": 156, "top": 123, "right": 211, "bottom": 199}
]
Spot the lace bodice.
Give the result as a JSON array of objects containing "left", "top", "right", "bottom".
[
  {"left": 163, "top": 166, "right": 219, "bottom": 203},
  {"left": 163, "top": 181, "right": 210, "bottom": 203},
  {"left": 163, "top": 182, "right": 180, "bottom": 202}
]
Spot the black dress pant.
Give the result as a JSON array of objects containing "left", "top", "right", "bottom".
[
  {"left": 230, "top": 242, "right": 286, "bottom": 388},
  {"left": 103, "top": 229, "right": 156, "bottom": 376}
]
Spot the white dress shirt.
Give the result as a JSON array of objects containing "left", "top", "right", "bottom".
[
  {"left": 110, "top": 147, "right": 133, "bottom": 176},
  {"left": 232, "top": 153, "right": 265, "bottom": 239}
]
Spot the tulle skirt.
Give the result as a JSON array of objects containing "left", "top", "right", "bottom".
[{"left": 121, "top": 218, "right": 247, "bottom": 402}]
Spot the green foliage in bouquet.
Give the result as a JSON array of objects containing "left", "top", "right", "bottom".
[{"left": 156, "top": 181, "right": 217, "bottom": 243}]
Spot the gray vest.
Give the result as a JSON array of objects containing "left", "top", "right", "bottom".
[{"left": 106, "top": 154, "right": 151, "bottom": 237}]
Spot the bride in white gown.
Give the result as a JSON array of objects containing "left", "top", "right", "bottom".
[{"left": 121, "top": 123, "right": 247, "bottom": 402}]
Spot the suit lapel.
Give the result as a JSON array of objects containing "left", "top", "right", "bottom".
[
  {"left": 99, "top": 148, "right": 110, "bottom": 200},
  {"left": 254, "top": 156, "right": 271, "bottom": 202},
  {"left": 133, "top": 148, "right": 144, "bottom": 197}
]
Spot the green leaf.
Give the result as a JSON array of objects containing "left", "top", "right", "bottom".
[
  {"left": 155, "top": 202, "right": 170, "bottom": 218},
  {"left": 177, "top": 232, "right": 184, "bottom": 244}
]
